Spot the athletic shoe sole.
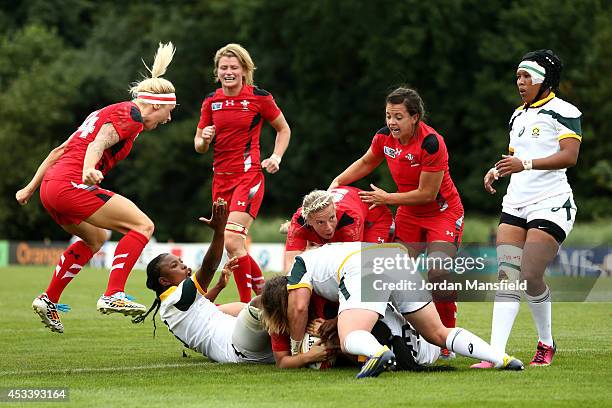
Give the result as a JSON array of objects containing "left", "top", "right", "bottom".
[
  {"left": 356, "top": 350, "right": 397, "bottom": 379},
  {"left": 32, "top": 301, "right": 63, "bottom": 333}
]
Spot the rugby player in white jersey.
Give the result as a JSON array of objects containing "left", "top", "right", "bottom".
[
  {"left": 474, "top": 50, "right": 582, "bottom": 368},
  {"left": 283, "top": 242, "right": 524, "bottom": 378},
  {"left": 134, "top": 198, "right": 274, "bottom": 364}
]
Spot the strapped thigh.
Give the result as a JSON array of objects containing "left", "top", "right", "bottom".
[{"left": 226, "top": 221, "right": 249, "bottom": 239}]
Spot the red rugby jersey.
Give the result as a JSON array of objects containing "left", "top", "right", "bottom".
[
  {"left": 285, "top": 186, "right": 371, "bottom": 251},
  {"left": 45, "top": 102, "right": 144, "bottom": 182},
  {"left": 370, "top": 122, "right": 462, "bottom": 216},
  {"left": 198, "top": 85, "right": 281, "bottom": 173}
]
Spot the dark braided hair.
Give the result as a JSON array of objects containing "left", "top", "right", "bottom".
[
  {"left": 521, "top": 49, "right": 563, "bottom": 104},
  {"left": 132, "top": 253, "right": 168, "bottom": 336}
]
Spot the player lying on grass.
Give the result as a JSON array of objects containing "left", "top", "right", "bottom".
[
  {"left": 284, "top": 242, "right": 524, "bottom": 378},
  {"left": 134, "top": 198, "right": 274, "bottom": 364},
  {"left": 280, "top": 187, "right": 394, "bottom": 272},
  {"left": 261, "top": 276, "right": 441, "bottom": 370}
]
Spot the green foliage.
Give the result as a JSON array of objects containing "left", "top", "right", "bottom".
[{"left": 1, "top": 0, "right": 611, "bottom": 240}]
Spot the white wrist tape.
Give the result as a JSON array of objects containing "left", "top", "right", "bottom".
[
  {"left": 522, "top": 159, "right": 533, "bottom": 170},
  {"left": 290, "top": 338, "right": 302, "bottom": 355},
  {"left": 270, "top": 154, "right": 282, "bottom": 164}
]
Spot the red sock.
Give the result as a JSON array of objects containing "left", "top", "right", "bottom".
[
  {"left": 434, "top": 301, "right": 457, "bottom": 328},
  {"left": 46, "top": 240, "right": 94, "bottom": 303},
  {"left": 104, "top": 230, "right": 149, "bottom": 296},
  {"left": 234, "top": 255, "right": 253, "bottom": 302},
  {"left": 249, "top": 255, "right": 265, "bottom": 295}
]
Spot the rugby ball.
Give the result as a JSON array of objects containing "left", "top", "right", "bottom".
[{"left": 301, "top": 333, "right": 337, "bottom": 370}]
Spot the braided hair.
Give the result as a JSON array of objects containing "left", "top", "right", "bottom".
[
  {"left": 301, "top": 190, "right": 335, "bottom": 221},
  {"left": 132, "top": 253, "right": 168, "bottom": 336},
  {"left": 521, "top": 49, "right": 563, "bottom": 103}
]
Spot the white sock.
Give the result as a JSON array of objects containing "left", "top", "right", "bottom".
[
  {"left": 446, "top": 327, "right": 504, "bottom": 367},
  {"left": 490, "top": 295, "right": 520, "bottom": 353},
  {"left": 526, "top": 286, "right": 553, "bottom": 346},
  {"left": 489, "top": 244, "right": 523, "bottom": 354},
  {"left": 343, "top": 330, "right": 385, "bottom": 357}
]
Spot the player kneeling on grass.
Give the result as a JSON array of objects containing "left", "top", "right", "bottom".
[
  {"left": 285, "top": 242, "right": 524, "bottom": 378},
  {"left": 133, "top": 198, "right": 274, "bottom": 364},
  {"left": 261, "top": 277, "right": 441, "bottom": 370}
]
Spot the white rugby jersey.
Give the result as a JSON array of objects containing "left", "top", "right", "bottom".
[
  {"left": 503, "top": 92, "right": 582, "bottom": 208},
  {"left": 286, "top": 242, "right": 409, "bottom": 301},
  {"left": 159, "top": 276, "right": 239, "bottom": 363}
]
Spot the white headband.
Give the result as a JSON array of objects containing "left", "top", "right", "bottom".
[
  {"left": 517, "top": 60, "right": 546, "bottom": 85},
  {"left": 137, "top": 92, "right": 176, "bottom": 104}
]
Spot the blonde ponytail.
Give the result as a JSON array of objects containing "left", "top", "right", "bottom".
[{"left": 130, "top": 42, "right": 176, "bottom": 99}]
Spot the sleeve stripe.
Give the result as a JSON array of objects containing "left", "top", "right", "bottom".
[
  {"left": 558, "top": 133, "right": 582, "bottom": 142},
  {"left": 191, "top": 275, "right": 207, "bottom": 296},
  {"left": 159, "top": 286, "right": 177, "bottom": 302},
  {"left": 287, "top": 283, "right": 312, "bottom": 291}
]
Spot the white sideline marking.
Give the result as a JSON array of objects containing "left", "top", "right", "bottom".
[
  {"left": 0, "top": 362, "right": 209, "bottom": 377},
  {"left": 1, "top": 348, "right": 607, "bottom": 376}
]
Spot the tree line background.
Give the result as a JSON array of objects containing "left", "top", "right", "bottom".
[{"left": 1, "top": 0, "right": 611, "bottom": 242}]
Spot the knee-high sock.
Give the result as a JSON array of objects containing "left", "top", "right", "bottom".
[
  {"left": 343, "top": 330, "right": 386, "bottom": 358},
  {"left": 490, "top": 296, "right": 520, "bottom": 353},
  {"left": 490, "top": 243, "right": 523, "bottom": 353},
  {"left": 526, "top": 286, "right": 553, "bottom": 346},
  {"left": 249, "top": 255, "right": 265, "bottom": 295},
  {"left": 46, "top": 240, "right": 94, "bottom": 303},
  {"left": 234, "top": 255, "right": 253, "bottom": 302},
  {"left": 105, "top": 230, "right": 148, "bottom": 296},
  {"left": 446, "top": 327, "right": 505, "bottom": 367},
  {"left": 434, "top": 301, "right": 457, "bottom": 328}
]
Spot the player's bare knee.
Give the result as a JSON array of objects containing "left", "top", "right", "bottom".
[
  {"left": 224, "top": 230, "right": 245, "bottom": 255},
  {"left": 134, "top": 217, "right": 155, "bottom": 239},
  {"left": 422, "top": 326, "right": 448, "bottom": 348},
  {"left": 520, "top": 269, "right": 542, "bottom": 285}
]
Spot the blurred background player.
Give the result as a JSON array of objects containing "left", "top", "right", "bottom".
[
  {"left": 17, "top": 42, "right": 178, "bottom": 333},
  {"left": 194, "top": 43, "right": 291, "bottom": 303},
  {"left": 330, "top": 87, "right": 464, "bottom": 357},
  {"left": 283, "top": 187, "right": 394, "bottom": 271},
  {"left": 473, "top": 50, "right": 581, "bottom": 368},
  {"left": 136, "top": 198, "right": 273, "bottom": 364}
]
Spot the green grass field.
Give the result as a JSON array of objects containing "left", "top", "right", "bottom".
[{"left": 0, "top": 266, "right": 610, "bottom": 407}]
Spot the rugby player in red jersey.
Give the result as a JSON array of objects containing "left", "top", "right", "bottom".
[
  {"left": 283, "top": 186, "right": 394, "bottom": 271},
  {"left": 330, "top": 87, "right": 464, "bottom": 358},
  {"left": 16, "top": 43, "right": 178, "bottom": 333},
  {"left": 194, "top": 43, "right": 291, "bottom": 303}
]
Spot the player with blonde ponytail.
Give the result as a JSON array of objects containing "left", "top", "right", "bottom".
[{"left": 16, "top": 42, "right": 178, "bottom": 333}]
